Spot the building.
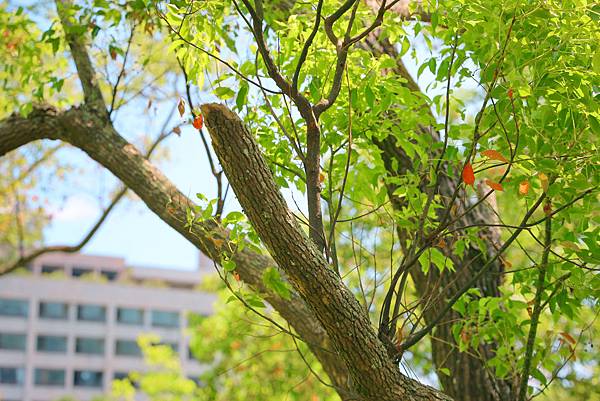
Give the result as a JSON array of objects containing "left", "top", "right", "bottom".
[{"left": 0, "top": 252, "right": 216, "bottom": 401}]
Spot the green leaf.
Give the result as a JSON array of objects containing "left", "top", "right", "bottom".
[
  {"left": 235, "top": 83, "right": 249, "bottom": 111},
  {"left": 262, "top": 267, "right": 291, "bottom": 300},
  {"left": 222, "top": 259, "right": 236, "bottom": 272},
  {"left": 213, "top": 86, "right": 235, "bottom": 100}
]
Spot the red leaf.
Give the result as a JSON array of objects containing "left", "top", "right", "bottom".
[
  {"left": 462, "top": 162, "right": 475, "bottom": 186},
  {"left": 481, "top": 149, "right": 508, "bottom": 163},
  {"left": 485, "top": 179, "right": 504, "bottom": 191},
  {"left": 192, "top": 114, "right": 203, "bottom": 130},
  {"left": 507, "top": 88, "right": 514, "bottom": 99},
  {"left": 519, "top": 180, "right": 529, "bottom": 195}
]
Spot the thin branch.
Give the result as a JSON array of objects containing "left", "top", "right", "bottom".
[
  {"left": 518, "top": 208, "right": 552, "bottom": 401},
  {"left": 291, "top": 0, "right": 324, "bottom": 97},
  {"left": 0, "top": 107, "right": 177, "bottom": 276},
  {"left": 398, "top": 190, "right": 547, "bottom": 353},
  {"left": 109, "top": 23, "right": 137, "bottom": 116}
]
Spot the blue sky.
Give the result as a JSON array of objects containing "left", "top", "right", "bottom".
[{"left": 40, "top": 20, "right": 476, "bottom": 272}]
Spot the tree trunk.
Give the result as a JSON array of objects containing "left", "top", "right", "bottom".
[
  {"left": 0, "top": 104, "right": 451, "bottom": 401},
  {"left": 201, "top": 103, "right": 452, "bottom": 401}
]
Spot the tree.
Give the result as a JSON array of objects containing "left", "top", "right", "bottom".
[{"left": 1, "top": 1, "right": 598, "bottom": 401}]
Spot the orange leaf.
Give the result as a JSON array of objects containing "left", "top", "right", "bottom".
[
  {"left": 519, "top": 180, "right": 530, "bottom": 195},
  {"left": 559, "top": 332, "right": 576, "bottom": 345},
  {"left": 481, "top": 149, "right": 508, "bottom": 163},
  {"left": 507, "top": 88, "right": 514, "bottom": 99},
  {"left": 192, "top": 114, "right": 203, "bottom": 130},
  {"left": 177, "top": 98, "right": 185, "bottom": 117},
  {"left": 462, "top": 162, "right": 475, "bottom": 186},
  {"left": 485, "top": 179, "right": 504, "bottom": 191}
]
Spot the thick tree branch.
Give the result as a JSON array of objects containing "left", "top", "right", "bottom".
[
  {"left": 56, "top": 0, "right": 107, "bottom": 113},
  {"left": 0, "top": 105, "right": 352, "bottom": 398},
  {"left": 201, "top": 103, "right": 451, "bottom": 401}
]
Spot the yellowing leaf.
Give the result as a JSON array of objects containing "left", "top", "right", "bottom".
[
  {"left": 593, "top": 47, "right": 600, "bottom": 74},
  {"left": 539, "top": 172, "right": 549, "bottom": 192}
]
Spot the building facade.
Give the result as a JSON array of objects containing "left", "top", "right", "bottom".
[{"left": 0, "top": 252, "right": 215, "bottom": 401}]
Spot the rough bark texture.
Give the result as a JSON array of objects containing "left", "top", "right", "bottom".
[
  {"left": 0, "top": 105, "right": 351, "bottom": 397},
  {"left": 201, "top": 103, "right": 451, "bottom": 401},
  {"left": 0, "top": 104, "right": 453, "bottom": 401},
  {"left": 270, "top": 2, "right": 514, "bottom": 399}
]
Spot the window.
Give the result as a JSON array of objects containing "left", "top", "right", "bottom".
[
  {"left": 116, "top": 307, "right": 143, "bottom": 325},
  {"left": 115, "top": 340, "right": 141, "bottom": 357},
  {"left": 0, "top": 333, "right": 26, "bottom": 351},
  {"left": 34, "top": 368, "right": 65, "bottom": 386},
  {"left": 41, "top": 265, "right": 62, "bottom": 274},
  {"left": 100, "top": 270, "right": 118, "bottom": 281},
  {"left": 151, "top": 310, "right": 179, "bottom": 328},
  {"left": 77, "top": 304, "right": 106, "bottom": 322},
  {"left": 0, "top": 298, "right": 28, "bottom": 317},
  {"left": 37, "top": 335, "right": 67, "bottom": 353},
  {"left": 72, "top": 267, "right": 92, "bottom": 277},
  {"left": 0, "top": 367, "right": 24, "bottom": 385},
  {"left": 39, "top": 302, "right": 68, "bottom": 320},
  {"left": 74, "top": 370, "right": 103, "bottom": 387},
  {"left": 75, "top": 337, "right": 104, "bottom": 355}
]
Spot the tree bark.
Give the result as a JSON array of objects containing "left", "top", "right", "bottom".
[
  {"left": 0, "top": 105, "right": 451, "bottom": 401},
  {"left": 201, "top": 103, "right": 451, "bottom": 401},
  {"left": 0, "top": 105, "right": 351, "bottom": 398}
]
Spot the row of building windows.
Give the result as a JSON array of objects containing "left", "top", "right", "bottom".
[
  {"left": 40, "top": 264, "right": 119, "bottom": 281},
  {"left": 0, "top": 332, "right": 180, "bottom": 357},
  {"left": 0, "top": 366, "right": 203, "bottom": 389},
  {"left": 0, "top": 298, "right": 180, "bottom": 327},
  {"left": 1, "top": 367, "right": 104, "bottom": 387}
]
